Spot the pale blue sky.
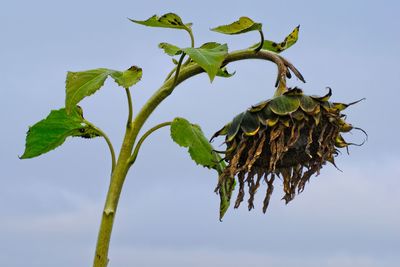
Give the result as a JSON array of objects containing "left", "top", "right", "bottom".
[{"left": 1, "top": 0, "right": 400, "bottom": 266}]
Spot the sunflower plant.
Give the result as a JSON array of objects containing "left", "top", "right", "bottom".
[{"left": 21, "top": 14, "right": 365, "bottom": 267}]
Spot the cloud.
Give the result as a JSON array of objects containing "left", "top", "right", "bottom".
[
  {"left": 1, "top": 183, "right": 100, "bottom": 238},
  {"left": 2, "top": 157, "right": 399, "bottom": 267},
  {"left": 110, "top": 246, "right": 390, "bottom": 267}
]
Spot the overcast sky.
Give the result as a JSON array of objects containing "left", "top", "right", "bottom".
[{"left": 1, "top": 0, "right": 400, "bottom": 266}]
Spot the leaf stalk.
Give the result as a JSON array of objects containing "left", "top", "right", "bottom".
[
  {"left": 128, "top": 121, "right": 172, "bottom": 166},
  {"left": 125, "top": 88, "right": 133, "bottom": 128},
  {"left": 254, "top": 30, "right": 264, "bottom": 52},
  {"left": 84, "top": 120, "right": 116, "bottom": 173}
]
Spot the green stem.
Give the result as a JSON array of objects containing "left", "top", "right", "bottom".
[
  {"left": 164, "top": 28, "right": 194, "bottom": 81},
  {"left": 84, "top": 120, "right": 116, "bottom": 172},
  {"left": 173, "top": 53, "right": 186, "bottom": 86},
  {"left": 186, "top": 27, "right": 195, "bottom": 48},
  {"left": 182, "top": 28, "right": 195, "bottom": 66},
  {"left": 92, "top": 48, "right": 303, "bottom": 267},
  {"left": 125, "top": 88, "right": 133, "bottom": 128},
  {"left": 254, "top": 30, "right": 264, "bottom": 52},
  {"left": 128, "top": 121, "right": 172, "bottom": 166},
  {"left": 93, "top": 126, "right": 132, "bottom": 267}
]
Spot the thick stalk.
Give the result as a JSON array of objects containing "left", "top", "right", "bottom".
[
  {"left": 93, "top": 127, "right": 133, "bottom": 267},
  {"left": 92, "top": 48, "right": 302, "bottom": 267}
]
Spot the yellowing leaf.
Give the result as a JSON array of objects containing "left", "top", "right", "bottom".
[
  {"left": 158, "top": 42, "right": 183, "bottom": 56},
  {"left": 129, "top": 13, "right": 192, "bottom": 30},
  {"left": 211, "top": 16, "right": 262, "bottom": 35},
  {"left": 251, "top": 25, "right": 300, "bottom": 53},
  {"left": 109, "top": 66, "right": 142, "bottom": 89},
  {"left": 227, "top": 112, "right": 245, "bottom": 142},
  {"left": 241, "top": 111, "right": 260, "bottom": 136}
]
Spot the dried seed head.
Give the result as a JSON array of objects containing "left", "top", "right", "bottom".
[{"left": 211, "top": 87, "right": 365, "bottom": 213}]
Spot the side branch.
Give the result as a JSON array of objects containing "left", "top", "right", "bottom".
[{"left": 128, "top": 121, "right": 172, "bottom": 166}]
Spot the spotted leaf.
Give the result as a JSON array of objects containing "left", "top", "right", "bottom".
[
  {"left": 129, "top": 13, "right": 192, "bottom": 30},
  {"left": 211, "top": 17, "right": 262, "bottom": 35},
  {"left": 251, "top": 25, "right": 300, "bottom": 53}
]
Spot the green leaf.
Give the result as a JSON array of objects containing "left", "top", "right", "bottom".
[
  {"left": 182, "top": 43, "right": 228, "bottom": 82},
  {"left": 158, "top": 42, "right": 183, "bottom": 56},
  {"left": 65, "top": 67, "right": 142, "bottom": 113},
  {"left": 251, "top": 25, "right": 300, "bottom": 53},
  {"left": 129, "top": 13, "right": 192, "bottom": 30},
  {"left": 20, "top": 106, "right": 99, "bottom": 159},
  {"left": 109, "top": 66, "right": 142, "bottom": 88},
  {"left": 211, "top": 16, "right": 262, "bottom": 35},
  {"left": 170, "top": 117, "right": 230, "bottom": 220},
  {"left": 170, "top": 117, "right": 221, "bottom": 169}
]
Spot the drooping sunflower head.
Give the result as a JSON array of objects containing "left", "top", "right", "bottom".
[{"left": 211, "top": 87, "right": 365, "bottom": 213}]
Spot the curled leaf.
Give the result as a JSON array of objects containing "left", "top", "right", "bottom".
[
  {"left": 217, "top": 67, "right": 236, "bottom": 78},
  {"left": 311, "top": 87, "right": 333, "bottom": 102},
  {"left": 332, "top": 98, "right": 366, "bottom": 111}
]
